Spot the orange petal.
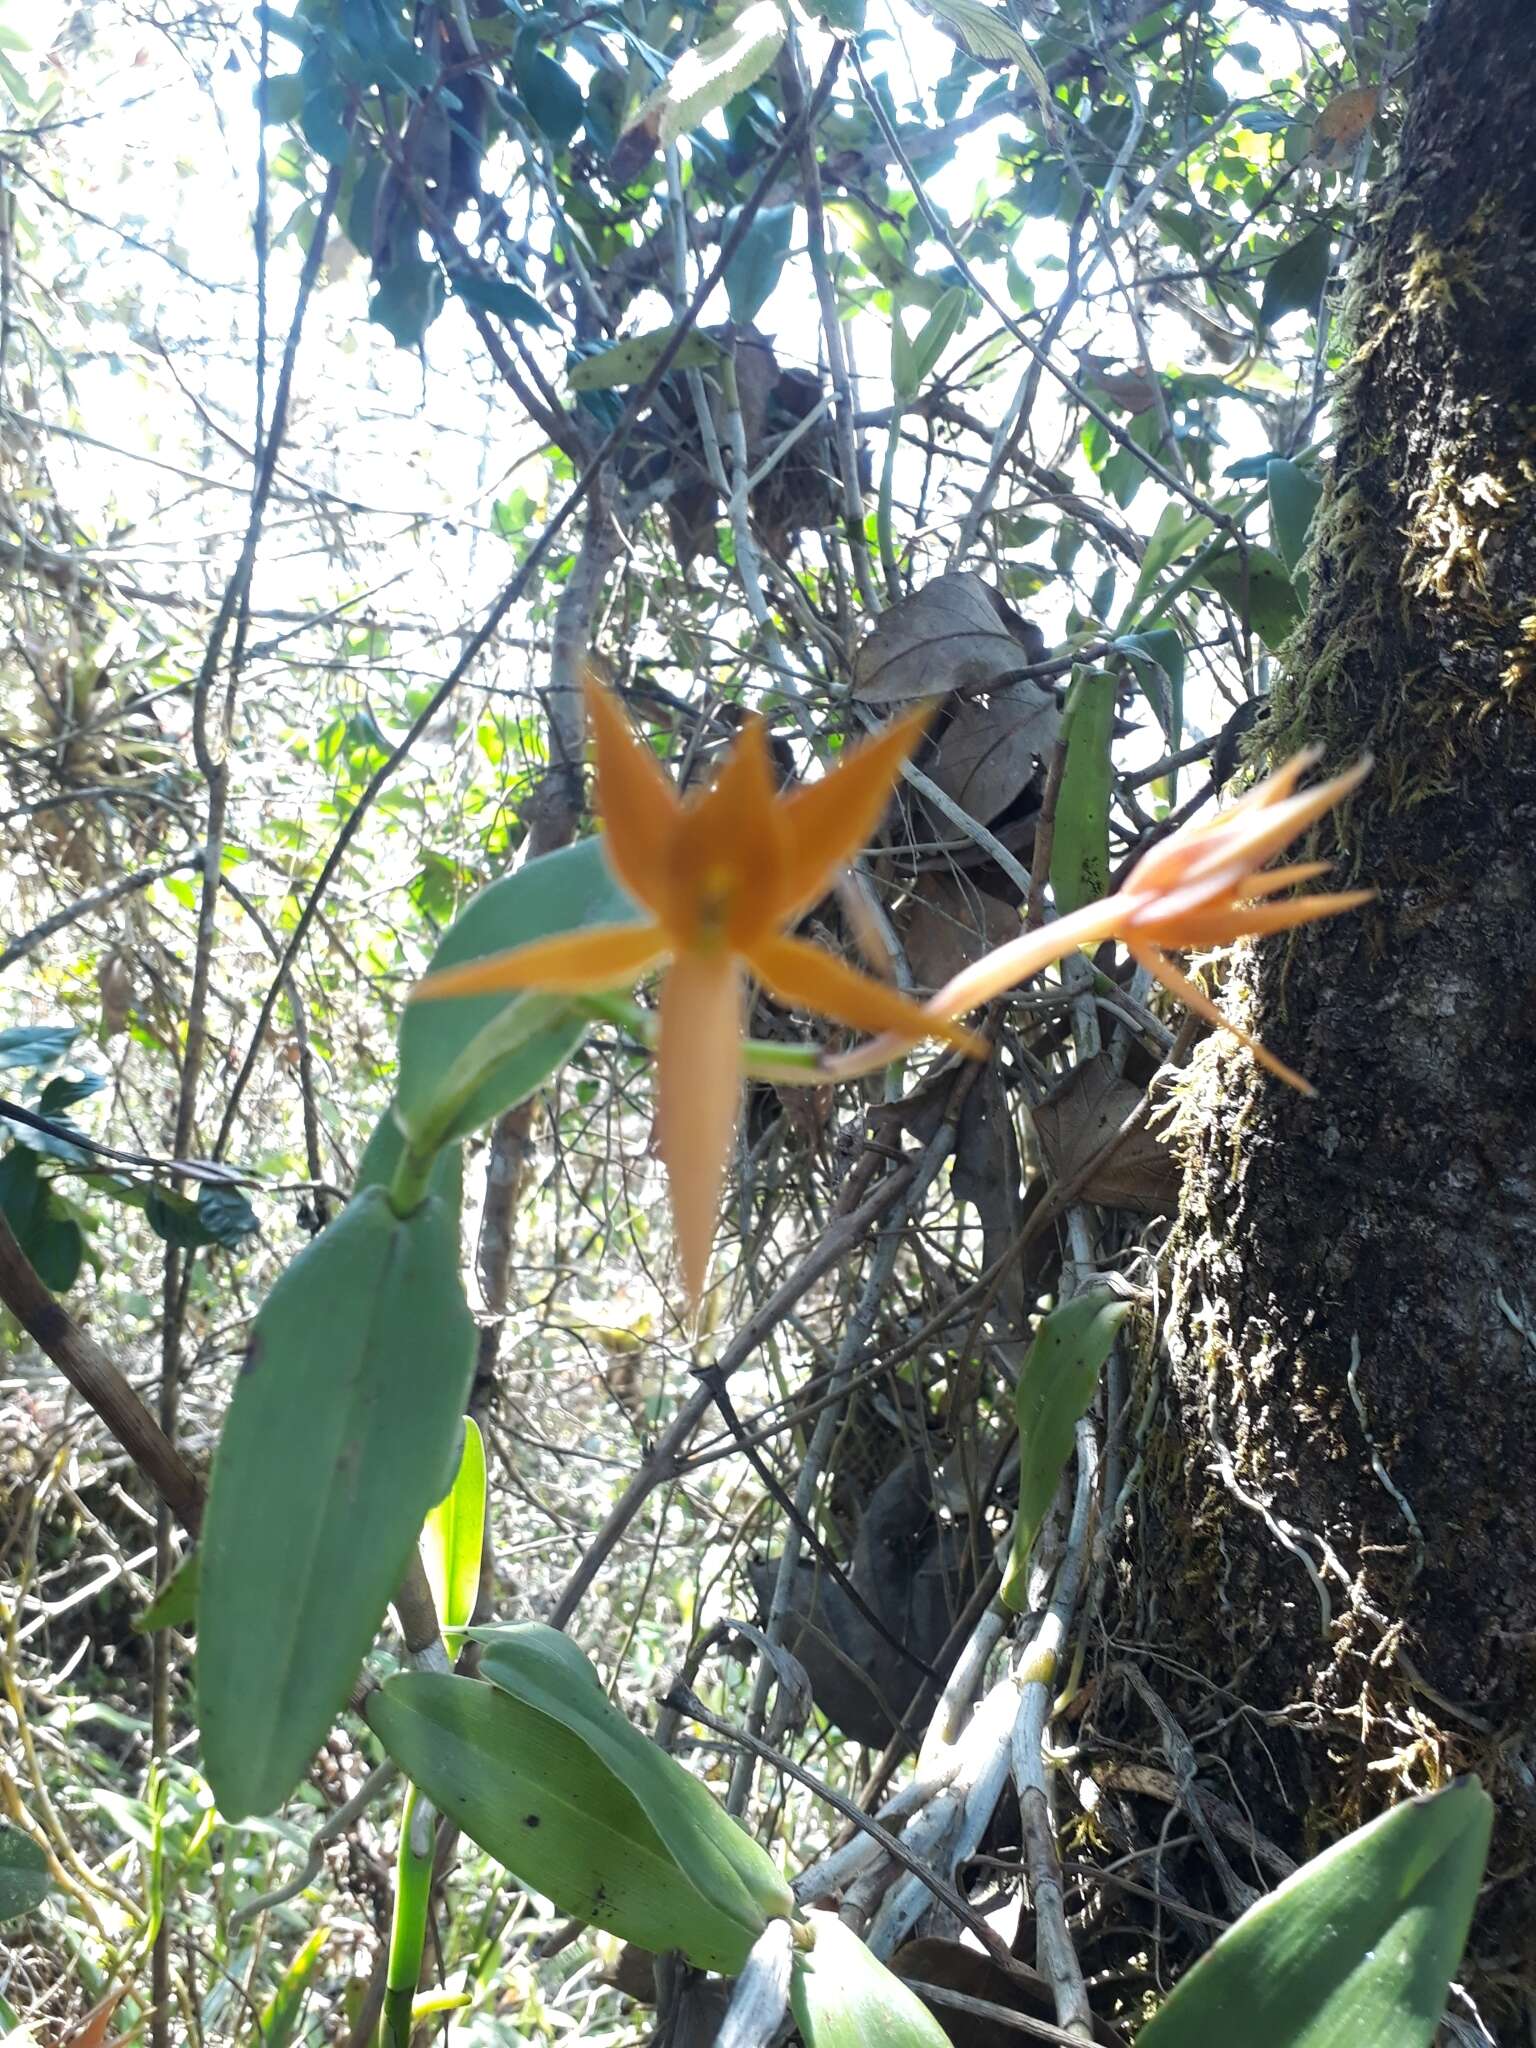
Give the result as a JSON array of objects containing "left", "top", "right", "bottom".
[
  {"left": 1145, "top": 890, "right": 1377, "bottom": 948},
  {"left": 1160, "top": 757, "right": 1373, "bottom": 899},
  {"left": 748, "top": 931, "right": 988, "bottom": 1057},
  {"left": 1127, "top": 938, "right": 1314, "bottom": 1094},
  {"left": 921, "top": 896, "right": 1125, "bottom": 1020},
  {"left": 772, "top": 704, "right": 934, "bottom": 923},
  {"left": 1235, "top": 860, "right": 1335, "bottom": 900},
  {"left": 656, "top": 952, "right": 744, "bottom": 1310},
  {"left": 410, "top": 922, "right": 669, "bottom": 1000},
  {"left": 584, "top": 676, "right": 683, "bottom": 919}
]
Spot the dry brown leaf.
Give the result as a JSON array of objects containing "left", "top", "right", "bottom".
[
  {"left": 1033, "top": 1051, "right": 1180, "bottom": 1213},
  {"left": 853, "top": 572, "right": 1043, "bottom": 705},
  {"left": 926, "top": 678, "right": 1059, "bottom": 824},
  {"left": 1311, "top": 84, "right": 1379, "bottom": 164},
  {"left": 900, "top": 870, "right": 1020, "bottom": 990}
]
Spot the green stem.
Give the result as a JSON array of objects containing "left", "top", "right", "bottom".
[
  {"left": 877, "top": 404, "right": 904, "bottom": 601},
  {"left": 381, "top": 1783, "right": 433, "bottom": 2048}
]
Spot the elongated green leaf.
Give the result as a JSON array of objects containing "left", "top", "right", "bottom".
[
  {"left": 1050, "top": 672, "right": 1116, "bottom": 915},
  {"left": 1259, "top": 226, "right": 1331, "bottom": 332},
  {"left": 421, "top": 1417, "right": 485, "bottom": 1657},
  {"left": 474, "top": 1623, "right": 791, "bottom": 1931},
  {"left": 394, "top": 837, "right": 642, "bottom": 1152},
  {"left": 791, "top": 1910, "right": 950, "bottom": 2048},
  {"left": 1196, "top": 545, "right": 1303, "bottom": 652},
  {"left": 568, "top": 326, "right": 725, "bottom": 393},
  {"left": 1119, "top": 503, "right": 1215, "bottom": 627},
  {"left": 198, "top": 1188, "right": 476, "bottom": 1819},
  {"left": 1267, "top": 457, "right": 1323, "bottom": 577},
  {"left": 1114, "top": 627, "right": 1184, "bottom": 749},
  {"left": 513, "top": 46, "right": 584, "bottom": 148},
  {"left": 724, "top": 204, "right": 794, "bottom": 327},
  {"left": 1001, "top": 1294, "right": 1129, "bottom": 1612},
  {"left": 1137, "top": 1778, "right": 1491, "bottom": 2048},
  {"left": 641, "top": 1, "right": 787, "bottom": 149},
  {"left": 135, "top": 1550, "right": 199, "bottom": 1635},
  {"left": 258, "top": 1924, "right": 328, "bottom": 2048},
  {"left": 891, "top": 285, "right": 969, "bottom": 404},
  {"left": 0, "top": 1824, "right": 52, "bottom": 1923},
  {"left": 369, "top": 1673, "right": 760, "bottom": 1973}
]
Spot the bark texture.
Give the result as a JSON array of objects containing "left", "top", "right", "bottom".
[{"left": 1130, "top": 0, "right": 1536, "bottom": 2016}]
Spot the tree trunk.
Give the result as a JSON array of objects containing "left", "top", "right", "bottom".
[{"left": 1129, "top": 0, "right": 1536, "bottom": 2018}]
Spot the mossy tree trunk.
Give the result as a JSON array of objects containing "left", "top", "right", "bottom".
[{"left": 1131, "top": 0, "right": 1536, "bottom": 2016}]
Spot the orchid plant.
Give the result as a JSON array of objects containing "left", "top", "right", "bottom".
[{"left": 412, "top": 683, "right": 1372, "bottom": 1304}]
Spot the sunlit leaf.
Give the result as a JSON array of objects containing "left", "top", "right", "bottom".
[
  {"left": 420, "top": 1417, "right": 485, "bottom": 1656},
  {"left": 474, "top": 1623, "right": 791, "bottom": 1932},
  {"left": 1197, "top": 545, "right": 1303, "bottom": 651},
  {"left": 1137, "top": 1779, "right": 1491, "bottom": 2048},
  {"left": 0, "top": 1824, "right": 52, "bottom": 1924},
  {"left": 369, "top": 1673, "right": 763, "bottom": 1972}
]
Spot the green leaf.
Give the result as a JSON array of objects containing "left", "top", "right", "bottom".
[
  {"left": 421, "top": 1417, "right": 485, "bottom": 1657},
  {"left": 393, "top": 836, "right": 642, "bottom": 1154},
  {"left": 450, "top": 267, "right": 554, "bottom": 329},
  {"left": 1114, "top": 627, "right": 1184, "bottom": 749},
  {"left": 0, "top": 1024, "right": 78, "bottom": 1072},
  {"left": 1267, "top": 457, "right": 1323, "bottom": 578},
  {"left": 145, "top": 1186, "right": 218, "bottom": 1251},
  {"left": 514, "top": 46, "right": 585, "bottom": 149},
  {"left": 567, "top": 325, "right": 725, "bottom": 391},
  {"left": 369, "top": 1673, "right": 762, "bottom": 1972},
  {"left": 370, "top": 253, "right": 446, "bottom": 350},
  {"left": 196, "top": 1181, "right": 259, "bottom": 1249},
  {"left": 891, "top": 285, "right": 969, "bottom": 404},
  {"left": 135, "top": 1550, "right": 199, "bottom": 1634},
  {"left": 0, "top": 1824, "right": 52, "bottom": 1924},
  {"left": 1197, "top": 545, "right": 1303, "bottom": 651},
  {"left": 641, "top": 1, "right": 788, "bottom": 150},
  {"left": 1259, "top": 226, "right": 1331, "bottom": 333},
  {"left": 0, "top": 1148, "right": 82, "bottom": 1291},
  {"left": 39, "top": 1072, "right": 105, "bottom": 1113},
  {"left": 1137, "top": 1779, "right": 1491, "bottom": 2048},
  {"left": 258, "top": 1924, "right": 328, "bottom": 2048},
  {"left": 1050, "top": 671, "right": 1116, "bottom": 916},
  {"left": 791, "top": 1910, "right": 950, "bottom": 2048},
  {"left": 1000, "top": 1293, "right": 1128, "bottom": 1611},
  {"left": 724, "top": 204, "right": 795, "bottom": 327},
  {"left": 197, "top": 1186, "right": 476, "bottom": 1819},
  {"left": 473, "top": 1623, "right": 792, "bottom": 1931},
  {"left": 1119, "top": 502, "right": 1214, "bottom": 628}
]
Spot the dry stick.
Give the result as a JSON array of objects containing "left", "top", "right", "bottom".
[
  {"left": 0, "top": 854, "right": 203, "bottom": 972},
  {"left": 212, "top": 48, "right": 847, "bottom": 1162},
  {"left": 548, "top": 1156, "right": 913, "bottom": 1628},
  {"left": 0, "top": 1213, "right": 203, "bottom": 1535}
]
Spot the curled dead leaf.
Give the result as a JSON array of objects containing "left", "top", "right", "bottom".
[
  {"left": 853, "top": 572, "right": 1046, "bottom": 705},
  {"left": 1033, "top": 1050, "right": 1180, "bottom": 1214}
]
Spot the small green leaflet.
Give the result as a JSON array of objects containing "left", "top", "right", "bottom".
[
  {"left": 257, "top": 1925, "right": 328, "bottom": 2048},
  {"left": 567, "top": 325, "right": 725, "bottom": 392},
  {"left": 135, "top": 1550, "right": 199, "bottom": 1634},
  {"left": 513, "top": 46, "right": 584, "bottom": 149},
  {"left": 1259, "top": 226, "right": 1332, "bottom": 333},
  {"left": 420, "top": 1417, "right": 485, "bottom": 1657},
  {"left": 1050, "top": 672, "right": 1116, "bottom": 916},
  {"left": 891, "top": 286, "right": 969, "bottom": 405},
  {"left": 724, "top": 204, "right": 795, "bottom": 327},
  {"left": 197, "top": 1186, "right": 476, "bottom": 1819},
  {"left": 451, "top": 268, "right": 553, "bottom": 330},
  {"left": 1197, "top": 545, "right": 1303, "bottom": 652},
  {"left": 0, "top": 1824, "right": 52, "bottom": 1924},
  {"left": 1267, "top": 457, "right": 1323, "bottom": 578},
  {"left": 791, "top": 1910, "right": 950, "bottom": 2048},
  {"left": 1001, "top": 1293, "right": 1129, "bottom": 1612},
  {"left": 369, "top": 1673, "right": 763, "bottom": 1973},
  {"left": 1137, "top": 1779, "right": 1491, "bottom": 2048}
]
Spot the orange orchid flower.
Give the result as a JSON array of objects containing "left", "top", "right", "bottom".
[
  {"left": 801, "top": 744, "right": 1375, "bottom": 1095},
  {"left": 410, "top": 678, "right": 985, "bottom": 1304}
]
